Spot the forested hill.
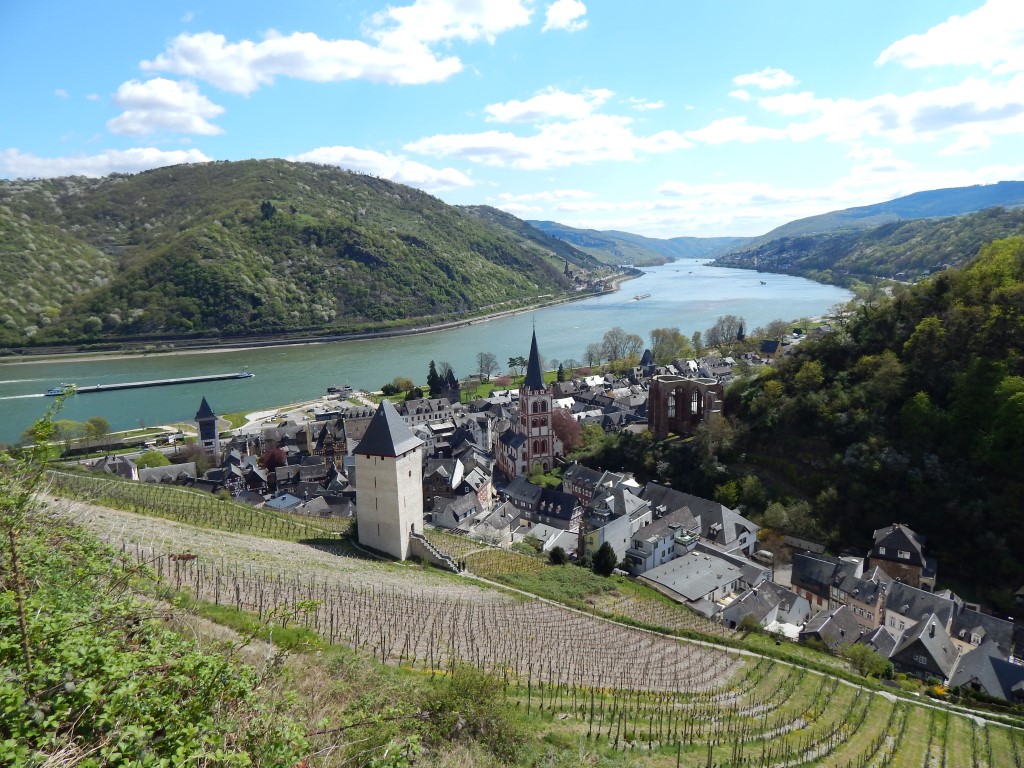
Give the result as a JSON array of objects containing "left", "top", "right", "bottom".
[
  {"left": 0, "top": 160, "right": 599, "bottom": 348},
  {"left": 730, "top": 236, "right": 1024, "bottom": 604},
  {"left": 737, "top": 180, "right": 1024, "bottom": 249},
  {"left": 714, "top": 206, "right": 1024, "bottom": 286},
  {"left": 527, "top": 220, "right": 750, "bottom": 265}
]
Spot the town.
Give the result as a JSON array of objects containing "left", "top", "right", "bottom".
[{"left": 79, "top": 326, "right": 1024, "bottom": 705}]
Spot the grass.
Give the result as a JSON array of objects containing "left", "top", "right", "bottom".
[{"left": 497, "top": 563, "right": 619, "bottom": 603}]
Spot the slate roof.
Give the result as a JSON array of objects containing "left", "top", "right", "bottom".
[
  {"left": 950, "top": 640, "right": 1024, "bottom": 701},
  {"left": 892, "top": 613, "right": 961, "bottom": 678},
  {"left": 524, "top": 330, "right": 546, "bottom": 391},
  {"left": 800, "top": 605, "right": 864, "bottom": 651},
  {"left": 195, "top": 396, "right": 216, "bottom": 420},
  {"left": 871, "top": 523, "right": 926, "bottom": 566},
  {"left": 858, "top": 625, "right": 900, "bottom": 658},
  {"left": 504, "top": 475, "right": 543, "bottom": 508},
  {"left": 354, "top": 400, "right": 423, "bottom": 457},
  {"left": 886, "top": 581, "right": 958, "bottom": 627},
  {"left": 639, "top": 348, "right": 654, "bottom": 367},
  {"left": 951, "top": 609, "right": 1014, "bottom": 658}
]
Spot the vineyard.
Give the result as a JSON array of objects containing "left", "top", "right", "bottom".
[
  {"left": 54, "top": 494, "right": 1024, "bottom": 766},
  {"left": 47, "top": 469, "right": 341, "bottom": 542}
]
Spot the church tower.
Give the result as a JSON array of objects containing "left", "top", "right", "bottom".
[
  {"left": 353, "top": 400, "right": 424, "bottom": 560},
  {"left": 520, "top": 330, "right": 555, "bottom": 474},
  {"left": 195, "top": 397, "right": 220, "bottom": 459}
]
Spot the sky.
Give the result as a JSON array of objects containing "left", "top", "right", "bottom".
[{"left": 1, "top": 0, "right": 1023, "bottom": 238}]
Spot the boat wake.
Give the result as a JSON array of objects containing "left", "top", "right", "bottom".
[{"left": 0, "top": 394, "right": 45, "bottom": 400}]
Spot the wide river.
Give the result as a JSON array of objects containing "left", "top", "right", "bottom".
[{"left": 0, "top": 262, "right": 851, "bottom": 444}]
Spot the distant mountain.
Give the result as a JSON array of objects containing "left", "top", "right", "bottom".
[
  {"left": 0, "top": 160, "right": 600, "bottom": 348},
  {"left": 740, "top": 180, "right": 1024, "bottom": 249},
  {"left": 459, "top": 206, "right": 603, "bottom": 271},
  {"left": 714, "top": 206, "right": 1024, "bottom": 286},
  {"left": 527, "top": 220, "right": 751, "bottom": 265}
]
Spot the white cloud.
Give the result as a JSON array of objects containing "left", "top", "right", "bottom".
[
  {"left": 877, "top": 0, "right": 1024, "bottom": 74},
  {"left": 485, "top": 88, "right": 612, "bottom": 122},
  {"left": 685, "top": 117, "right": 786, "bottom": 145},
  {"left": 107, "top": 78, "right": 224, "bottom": 136},
  {"left": 85, "top": 93, "right": 100, "bottom": 101},
  {"left": 0, "top": 147, "right": 212, "bottom": 178},
  {"left": 496, "top": 201, "right": 542, "bottom": 214},
  {"left": 732, "top": 67, "right": 797, "bottom": 90},
  {"left": 728, "top": 89, "right": 752, "bottom": 102},
  {"left": 497, "top": 189, "right": 595, "bottom": 203},
  {"left": 625, "top": 97, "right": 665, "bottom": 111},
  {"left": 181, "top": 11, "right": 195, "bottom": 23},
  {"left": 142, "top": 0, "right": 532, "bottom": 94},
  {"left": 406, "top": 113, "right": 691, "bottom": 170},
  {"left": 54, "top": 88, "right": 69, "bottom": 99},
  {"left": 542, "top": 0, "right": 588, "bottom": 33},
  {"left": 288, "top": 145, "right": 472, "bottom": 191}
]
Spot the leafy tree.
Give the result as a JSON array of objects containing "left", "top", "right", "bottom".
[
  {"left": 548, "top": 546, "right": 568, "bottom": 565},
  {"left": 476, "top": 351, "right": 498, "bottom": 381},
  {"left": 650, "top": 326, "right": 693, "bottom": 364},
  {"left": 181, "top": 442, "right": 215, "bottom": 476},
  {"left": 405, "top": 386, "right": 425, "bottom": 400},
  {"left": 260, "top": 446, "right": 287, "bottom": 472},
  {"left": 85, "top": 416, "right": 110, "bottom": 450},
  {"left": 135, "top": 449, "right": 171, "bottom": 469},
  {"left": 842, "top": 644, "right": 893, "bottom": 678},
  {"left": 592, "top": 542, "right": 618, "bottom": 576},
  {"left": 507, "top": 355, "right": 527, "bottom": 377},
  {"left": 601, "top": 326, "right": 629, "bottom": 362},
  {"left": 556, "top": 363, "right": 565, "bottom": 382},
  {"left": 690, "top": 330, "right": 703, "bottom": 356},
  {"left": 551, "top": 407, "right": 582, "bottom": 452}
]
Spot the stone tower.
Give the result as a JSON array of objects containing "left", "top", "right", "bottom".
[
  {"left": 353, "top": 400, "right": 424, "bottom": 560},
  {"left": 520, "top": 330, "right": 555, "bottom": 474},
  {"left": 194, "top": 396, "right": 220, "bottom": 459}
]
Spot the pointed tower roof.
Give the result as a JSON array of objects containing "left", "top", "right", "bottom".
[
  {"left": 354, "top": 400, "right": 423, "bottom": 457},
  {"left": 195, "top": 397, "right": 216, "bottom": 420},
  {"left": 639, "top": 348, "right": 654, "bottom": 367},
  {"left": 524, "top": 330, "right": 545, "bottom": 391}
]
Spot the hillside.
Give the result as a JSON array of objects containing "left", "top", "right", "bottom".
[
  {"left": 739, "top": 180, "right": 1024, "bottom": 249},
  {"left": 726, "top": 236, "right": 1024, "bottom": 604},
  {"left": 715, "top": 206, "right": 1024, "bottom": 286},
  {"left": 527, "top": 220, "right": 750, "bottom": 265},
  {"left": 0, "top": 160, "right": 598, "bottom": 348}
]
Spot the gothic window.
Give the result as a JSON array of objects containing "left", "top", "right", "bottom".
[
  {"left": 541, "top": 440, "right": 547, "bottom": 453},
  {"left": 541, "top": 417, "right": 547, "bottom": 427},
  {"left": 533, "top": 441, "right": 539, "bottom": 453},
  {"left": 543, "top": 461, "right": 549, "bottom": 471},
  {"left": 691, "top": 390, "right": 700, "bottom": 414},
  {"left": 540, "top": 401, "right": 547, "bottom": 412},
  {"left": 532, "top": 401, "right": 539, "bottom": 413},
  {"left": 668, "top": 390, "right": 676, "bottom": 418},
  {"left": 532, "top": 418, "right": 538, "bottom": 428}
]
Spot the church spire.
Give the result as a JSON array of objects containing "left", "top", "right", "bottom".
[{"left": 524, "top": 330, "right": 545, "bottom": 391}]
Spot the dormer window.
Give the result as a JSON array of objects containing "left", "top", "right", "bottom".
[
  {"left": 878, "top": 546, "right": 886, "bottom": 555},
  {"left": 898, "top": 550, "right": 910, "bottom": 559}
]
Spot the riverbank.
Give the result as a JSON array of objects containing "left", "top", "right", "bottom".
[{"left": 0, "top": 271, "right": 640, "bottom": 366}]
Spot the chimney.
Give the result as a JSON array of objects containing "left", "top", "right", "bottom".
[{"left": 929, "top": 623, "right": 936, "bottom": 638}]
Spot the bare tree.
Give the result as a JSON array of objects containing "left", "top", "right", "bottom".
[
  {"left": 476, "top": 352, "right": 498, "bottom": 381},
  {"left": 623, "top": 333, "right": 644, "bottom": 359},
  {"left": 600, "top": 326, "right": 629, "bottom": 362},
  {"left": 583, "top": 343, "right": 603, "bottom": 368}
]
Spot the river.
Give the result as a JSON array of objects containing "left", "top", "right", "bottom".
[{"left": 0, "top": 262, "right": 851, "bottom": 444}]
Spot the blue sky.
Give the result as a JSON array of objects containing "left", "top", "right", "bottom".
[{"left": 2, "top": 0, "right": 1022, "bottom": 237}]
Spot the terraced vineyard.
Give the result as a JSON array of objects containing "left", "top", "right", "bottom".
[{"left": 60, "top": 496, "right": 1024, "bottom": 766}]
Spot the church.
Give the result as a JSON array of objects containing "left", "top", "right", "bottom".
[{"left": 496, "top": 331, "right": 556, "bottom": 481}]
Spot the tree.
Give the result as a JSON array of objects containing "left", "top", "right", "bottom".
[
  {"left": 557, "top": 363, "right": 565, "bottom": 382},
  {"left": 583, "top": 343, "right": 603, "bottom": 368},
  {"left": 427, "top": 360, "right": 441, "bottom": 397},
  {"left": 85, "top": 416, "right": 110, "bottom": 451},
  {"left": 650, "top": 327, "right": 693, "bottom": 364},
  {"left": 260, "top": 447, "right": 287, "bottom": 472},
  {"left": 601, "top": 326, "right": 629, "bottom": 362},
  {"left": 181, "top": 442, "right": 214, "bottom": 476},
  {"left": 507, "top": 356, "right": 527, "bottom": 378},
  {"left": 135, "top": 449, "right": 171, "bottom": 469},
  {"left": 691, "top": 331, "right": 703, "bottom": 356},
  {"left": 623, "top": 333, "right": 644, "bottom": 359},
  {"left": 548, "top": 546, "right": 568, "bottom": 565},
  {"left": 704, "top": 315, "right": 744, "bottom": 348},
  {"left": 842, "top": 644, "right": 893, "bottom": 678},
  {"left": 437, "top": 361, "right": 452, "bottom": 380},
  {"left": 551, "top": 407, "right": 582, "bottom": 452},
  {"left": 476, "top": 351, "right": 498, "bottom": 381},
  {"left": 405, "top": 386, "right": 425, "bottom": 400},
  {"left": 562, "top": 358, "right": 580, "bottom": 376},
  {"left": 592, "top": 542, "right": 618, "bottom": 576}
]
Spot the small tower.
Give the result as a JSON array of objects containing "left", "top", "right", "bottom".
[
  {"left": 195, "top": 396, "right": 220, "bottom": 459},
  {"left": 353, "top": 400, "right": 424, "bottom": 560}
]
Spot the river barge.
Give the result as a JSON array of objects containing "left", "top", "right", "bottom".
[{"left": 45, "top": 370, "right": 254, "bottom": 396}]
